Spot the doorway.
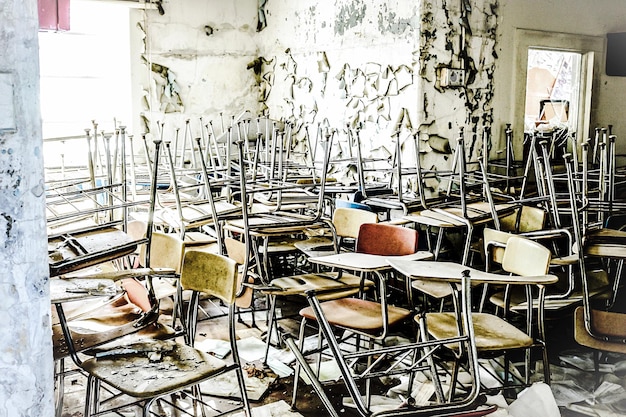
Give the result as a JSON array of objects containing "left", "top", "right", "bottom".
[
  {"left": 524, "top": 49, "right": 580, "bottom": 134},
  {"left": 512, "top": 29, "right": 604, "bottom": 160},
  {"left": 524, "top": 48, "right": 581, "bottom": 160}
]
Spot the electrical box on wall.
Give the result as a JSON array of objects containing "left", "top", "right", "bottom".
[{"left": 439, "top": 68, "right": 465, "bottom": 87}]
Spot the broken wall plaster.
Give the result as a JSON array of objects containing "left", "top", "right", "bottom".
[
  {"left": 136, "top": 0, "right": 501, "bottom": 193},
  {"left": 255, "top": 44, "right": 422, "bottom": 186},
  {"left": 418, "top": 0, "right": 499, "bottom": 165},
  {"left": 334, "top": 2, "right": 367, "bottom": 36},
  {"left": 251, "top": 1, "right": 495, "bottom": 188},
  {"left": 138, "top": 1, "right": 260, "bottom": 139}
]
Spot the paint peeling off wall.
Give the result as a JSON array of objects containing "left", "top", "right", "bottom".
[
  {"left": 134, "top": 0, "right": 260, "bottom": 142},
  {"left": 418, "top": 0, "right": 499, "bottom": 169},
  {"left": 334, "top": 2, "right": 367, "bottom": 36},
  {"left": 149, "top": 62, "right": 183, "bottom": 114},
  {"left": 257, "top": 44, "right": 421, "bottom": 186},
  {"left": 255, "top": 0, "right": 500, "bottom": 194},
  {"left": 134, "top": 0, "right": 500, "bottom": 195}
]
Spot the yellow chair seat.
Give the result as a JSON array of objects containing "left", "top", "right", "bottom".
[
  {"left": 574, "top": 307, "right": 626, "bottom": 354},
  {"left": 426, "top": 312, "right": 533, "bottom": 350}
]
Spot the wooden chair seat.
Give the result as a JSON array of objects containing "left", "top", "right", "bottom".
[
  {"left": 426, "top": 312, "right": 533, "bottom": 350},
  {"left": 585, "top": 243, "right": 626, "bottom": 258},
  {"left": 81, "top": 340, "right": 229, "bottom": 398},
  {"left": 432, "top": 202, "right": 516, "bottom": 223},
  {"left": 585, "top": 227, "right": 626, "bottom": 245},
  {"left": 300, "top": 298, "right": 412, "bottom": 334},
  {"left": 581, "top": 307, "right": 626, "bottom": 338},
  {"left": 270, "top": 272, "right": 373, "bottom": 300},
  {"left": 258, "top": 237, "right": 301, "bottom": 254},
  {"left": 52, "top": 278, "right": 175, "bottom": 361},
  {"left": 411, "top": 278, "right": 483, "bottom": 300},
  {"left": 574, "top": 307, "right": 626, "bottom": 354},
  {"left": 489, "top": 269, "right": 610, "bottom": 312},
  {"left": 411, "top": 278, "right": 455, "bottom": 299}
]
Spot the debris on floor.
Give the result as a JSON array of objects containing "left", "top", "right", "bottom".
[
  {"left": 232, "top": 400, "right": 304, "bottom": 417},
  {"left": 551, "top": 349, "right": 626, "bottom": 416}
]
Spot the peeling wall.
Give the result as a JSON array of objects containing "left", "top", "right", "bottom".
[
  {"left": 131, "top": 0, "right": 260, "bottom": 142},
  {"left": 128, "top": 0, "right": 626, "bottom": 176},
  {"left": 0, "top": 1, "right": 54, "bottom": 416},
  {"left": 256, "top": 0, "right": 499, "bottom": 188},
  {"left": 134, "top": 0, "right": 500, "bottom": 188}
]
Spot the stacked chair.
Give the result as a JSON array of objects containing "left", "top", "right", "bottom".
[
  {"left": 49, "top": 133, "right": 251, "bottom": 417},
  {"left": 390, "top": 236, "right": 558, "bottom": 400},
  {"left": 403, "top": 128, "right": 517, "bottom": 266},
  {"left": 284, "top": 258, "right": 497, "bottom": 417},
  {"left": 562, "top": 152, "right": 626, "bottom": 385}
]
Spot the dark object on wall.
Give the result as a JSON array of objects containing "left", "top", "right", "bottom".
[
  {"left": 606, "top": 32, "right": 626, "bottom": 76},
  {"left": 38, "top": 0, "right": 70, "bottom": 31}
]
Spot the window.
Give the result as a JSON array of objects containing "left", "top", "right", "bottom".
[
  {"left": 38, "top": 1, "right": 132, "bottom": 139},
  {"left": 524, "top": 49, "right": 581, "bottom": 134}
]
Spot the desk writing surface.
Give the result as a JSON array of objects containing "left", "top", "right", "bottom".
[
  {"left": 308, "top": 251, "right": 434, "bottom": 271},
  {"left": 387, "top": 259, "right": 558, "bottom": 286},
  {"left": 50, "top": 277, "right": 119, "bottom": 304},
  {"left": 48, "top": 227, "right": 138, "bottom": 277}
]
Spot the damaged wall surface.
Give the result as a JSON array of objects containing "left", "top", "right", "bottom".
[
  {"left": 256, "top": 0, "right": 499, "bottom": 188},
  {"left": 131, "top": 0, "right": 261, "bottom": 142},
  {"left": 0, "top": 1, "right": 54, "bottom": 416},
  {"left": 135, "top": 0, "right": 500, "bottom": 189},
  {"left": 133, "top": 0, "right": 626, "bottom": 180}
]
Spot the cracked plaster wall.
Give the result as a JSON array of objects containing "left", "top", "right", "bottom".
[
  {"left": 136, "top": 0, "right": 498, "bottom": 190},
  {"left": 256, "top": 0, "right": 499, "bottom": 189},
  {"left": 0, "top": 1, "right": 55, "bottom": 416},
  {"left": 132, "top": 0, "right": 260, "bottom": 142}
]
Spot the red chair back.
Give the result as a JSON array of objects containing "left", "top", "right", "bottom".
[{"left": 355, "top": 223, "right": 419, "bottom": 256}]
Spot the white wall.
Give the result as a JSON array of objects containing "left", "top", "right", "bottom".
[
  {"left": 131, "top": 0, "right": 260, "bottom": 143},
  {"left": 136, "top": 0, "right": 499, "bottom": 188},
  {"left": 493, "top": 0, "right": 626, "bottom": 155},
  {"left": 136, "top": 0, "right": 626, "bottom": 173}
]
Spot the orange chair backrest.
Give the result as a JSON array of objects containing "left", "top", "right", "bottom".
[
  {"left": 355, "top": 223, "right": 419, "bottom": 256},
  {"left": 121, "top": 278, "right": 153, "bottom": 313}
]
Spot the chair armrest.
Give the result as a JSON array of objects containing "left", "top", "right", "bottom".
[
  {"left": 59, "top": 267, "right": 178, "bottom": 281},
  {"left": 502, "top": 274, "right": 559, "bottom": 286}
]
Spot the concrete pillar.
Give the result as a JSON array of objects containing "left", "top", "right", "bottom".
[{"left": 0, "top": 1, "right": 55, "bottom": 416}]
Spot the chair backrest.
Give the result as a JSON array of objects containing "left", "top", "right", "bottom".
[
  {"left": 333, "top": 207, "right": 378, "bottom": 239},
  {"left": 121, "top": 278, "right": 153, "bottom": 313},
  {"left": 149, "top": 232, "right": 186, "bottom": 273},
  {"left": 356, "top": 223, "right": 419, "bottom": 256},
  {"left": 500, "top": 205, "right": 546, "bottom": 233},
  {"left": 483, "top": 202, "right": 546, "bottom": 266},
  {"left": 224, "top": 236, "right": 247, "bottom": 265},
  {"left": 181, "top": 250, "right": 239, "bottom": 305},
  {"left": 502, "top": 236, "right": 551, "bottom": 277},
  {"left": 125, "top": 220, "right": 148, "bottom": 268}
]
